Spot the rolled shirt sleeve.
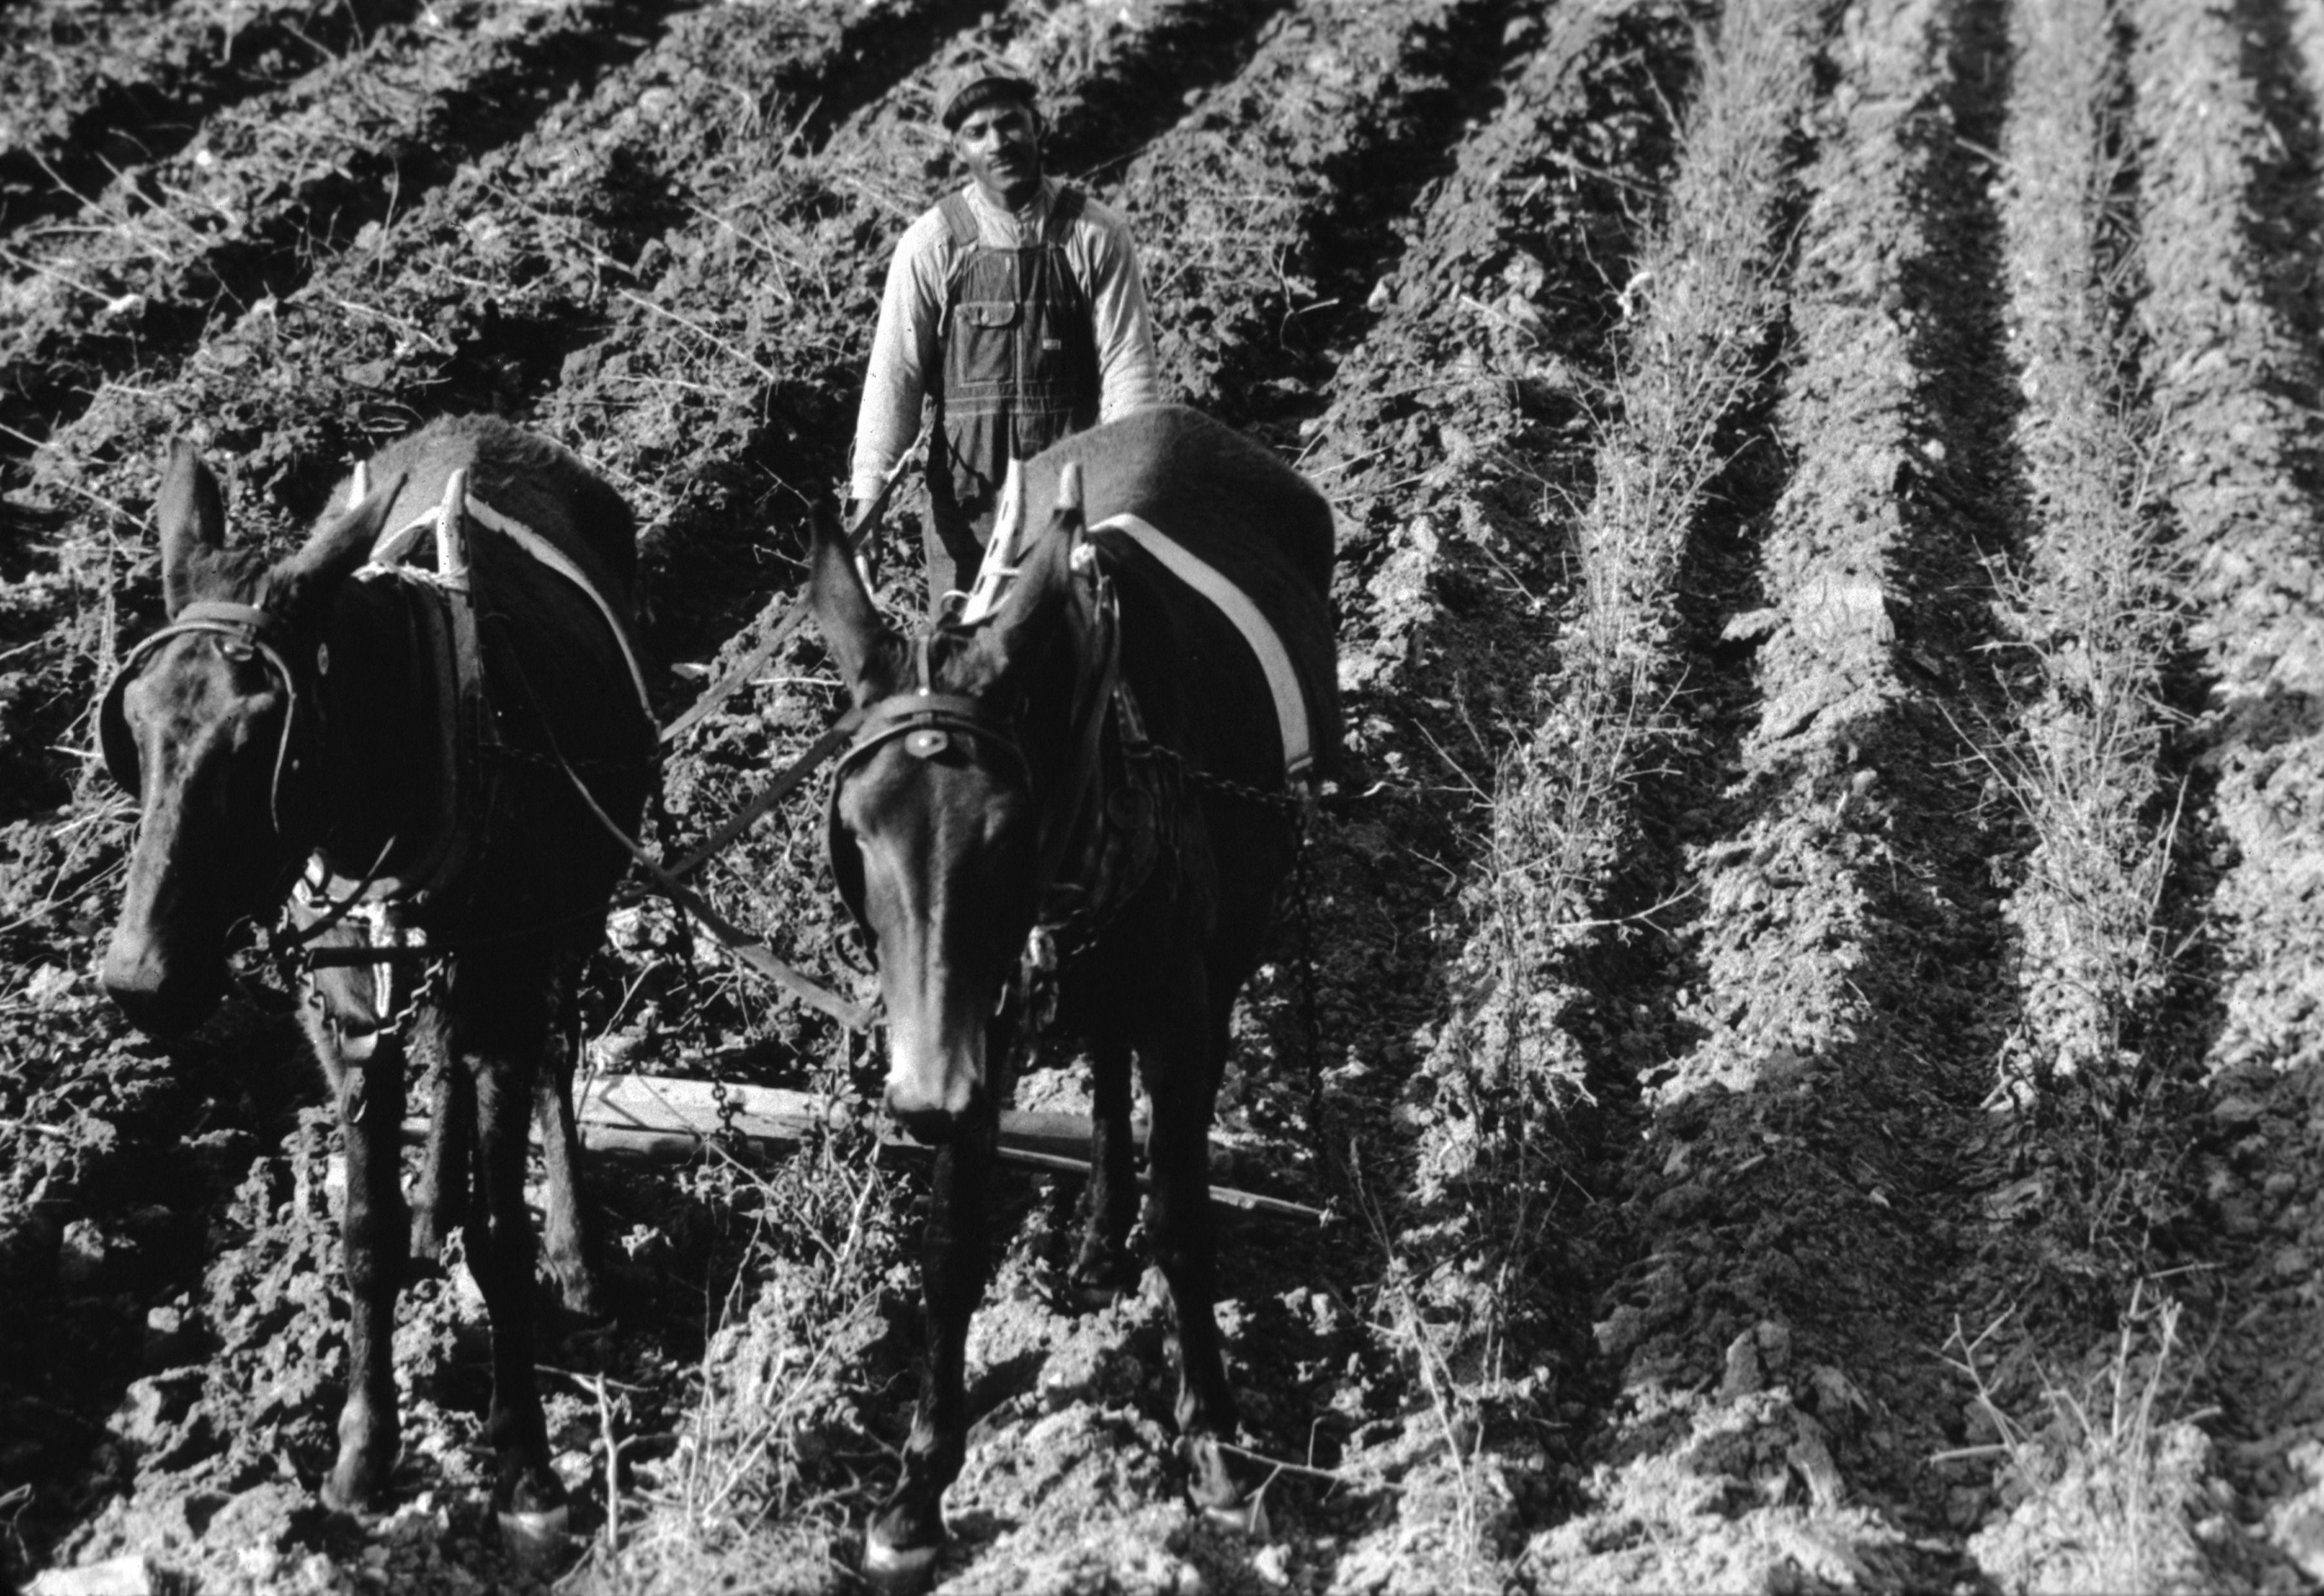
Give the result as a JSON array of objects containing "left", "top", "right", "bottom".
[
  {"left": 1070, "top": 197, "right": 1164, "bottom": 423},
  {"left": 849, "top": 209, "right": 949, "bottom": 503}
]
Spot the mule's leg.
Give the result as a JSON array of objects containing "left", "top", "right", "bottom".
[
  {"left": 1071, "top": 1035, "right": 1140, "bottom": 1303},
  {"left": 867, "top": 1110, "right": 999, "bottom": 1575},
  {"left": 324, "top": 1031, "right": 412, "bottom": 1511},
  {"left": 534, "top": 950, "right": 602, "bottom": 1318},
  {"left": 449, "top": 961, "right": 564, "bottom": 1524},
  {"left": 1141, "top": 970, "right": 1246, "bottom": 1517},
  {"left": 297, "top": 958, "right": 410, "bottom": 1512},
  {"left": 409, "top": 1019, "right": 470, "bottom": 1267}
]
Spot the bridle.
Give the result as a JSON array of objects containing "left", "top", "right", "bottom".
[
  {"left": 823, "top": 563, "right": 1121, "bottom": 947},
  {"left": 98, "top": 598, "right": 320, "bottom": 840},
  {"left": 823, "top": 633, "right": 1033, "bottom": 943}
]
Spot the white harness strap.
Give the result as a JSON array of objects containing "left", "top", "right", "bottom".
[
  {"left": 463, "top": 495, "right": 653, "bottom": 717},
  {"left": 361, "top": 479, "right": 653, "bottom": 721},
  {"left": 957, "top": 457, "right": 1027, "bottom": 624},
  {"left": 1092, "top": 512, "right": 1312, "bottom": 781}
]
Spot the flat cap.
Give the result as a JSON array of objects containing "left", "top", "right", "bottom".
[{"left": 938, "top": 66, "right": 1037, "bottom": 131}]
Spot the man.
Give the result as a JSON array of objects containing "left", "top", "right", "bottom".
[{"left": 848, "top": 66, "right": 1163, "bottom": 606}]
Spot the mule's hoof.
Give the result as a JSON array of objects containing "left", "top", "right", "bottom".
[
  {"left": 498, "top": 1502, "right": 571, "bottom": 1564},
  {"left": 1069, "top": 1280, "right": 1133, "bottom": 1313},
  {"left": 1182, "top": 1434, "right": 1262, "bottom": 1532},
  {"left": 862, "top": 1530, "right": 941, "bottom": 1587},
  {"left": 1067, "top": 1251, "right": 1140, "bottom": 1312},
  {"left": 321, "top": 1456, "right": 392, "bottom": 1521},
  {"left": 560, "top": 1280, "right": 611, "bottom": 1322},
  {"left": 318, "top": 1481, "right": 381, "bottom": 1523},
  {"left": 408, "top": 1215, "right": 456, "bottom": 1267}
]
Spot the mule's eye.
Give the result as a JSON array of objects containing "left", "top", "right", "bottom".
[{"left": 905, "top": 728, "right": 950, "bottom": 759}]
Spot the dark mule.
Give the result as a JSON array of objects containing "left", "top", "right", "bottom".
[
  {"left": 99, "top": 415, "right": 654, "bottom": 1530},
  {"left": 812, "top": 405, "right": 1339, "bottom": 1574}
]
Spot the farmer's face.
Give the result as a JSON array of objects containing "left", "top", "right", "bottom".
[{"left": 953, "top": 102, "right": 1043, "bottom": 209}]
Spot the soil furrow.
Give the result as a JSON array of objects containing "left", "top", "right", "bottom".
[
  {"left": 1112, "top": 0, "right": 1521, "bottom": 436},
  {"left": 0, "top": 0, "right": 683, "bottom": 468},
  {"left": 0, "top": 0, "right": 422, "bottom": 244},
  {"left": 338, "top": 0, "right": 1022, "bottom": 437},
  {"left": 1542, "top": 0, "right": 2017, "bottom": 1584}
]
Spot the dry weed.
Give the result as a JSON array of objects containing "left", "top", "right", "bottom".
[
  {"left": 1985, "top": 0, "right": 2186, "bottom": 1101},
  {"left": 579, "top": 1119, "right": 907, "bottom": 1593},
  {"left": 1950, "top": 1286, "right": 2218, "bottom": 1594}
]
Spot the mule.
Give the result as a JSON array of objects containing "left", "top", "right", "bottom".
[
  {"left": 812, "top": 404, "right": 1339, "bottom": 1573},
  {"left": 98, "top": 415, "right": 655, "bottom": 1530}
]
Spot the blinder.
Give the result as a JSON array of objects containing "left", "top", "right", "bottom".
[{"left": 97, "top": 599, "right": 314, "bottom": 837}]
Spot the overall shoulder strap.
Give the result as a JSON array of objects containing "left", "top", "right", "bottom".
[
  {"left": 936, "top": 191, "right": 984, "bottom": 345},
  {"left": 937, "top": 191, "right": 983, "bottom": 251},
  {"left": 1044, "top": 184, "right": 1086, "bottom": 247}
]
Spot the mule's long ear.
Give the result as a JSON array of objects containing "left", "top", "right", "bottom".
[
  {"left": 809, "top": 497, "right": 896, "bottom": 706},
  {"left": 157, "top": 439, "right": 227, "bottom": 616},
  {"left": 273, "top": 470, "right": 405, "bottom": 620},
  {"left": 967, "top": 508, "right": 1078, "bottom": 694}
]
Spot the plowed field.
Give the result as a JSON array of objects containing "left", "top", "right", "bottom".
[{"left": 7, "top": 0, "right": 2324, "bottom": 1590}]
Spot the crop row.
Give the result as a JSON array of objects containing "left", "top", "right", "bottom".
[
  {"left": 2130, "top": 0, "right": 2324, "bottom": 1080},
  {"left": 1988, "top": 0, "right": 2176, "bottom": 1095}
]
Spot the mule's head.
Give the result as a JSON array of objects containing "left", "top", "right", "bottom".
[
  {"left": 812, "top": 501, "right": 1100, "bottom": 1142},
  {"left": 99, "top": 441, "right": 398, "bottom": 1037}
]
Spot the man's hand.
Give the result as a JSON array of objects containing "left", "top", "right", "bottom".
[{"left": 838, "top": 499, "right": 876, "bottom": 594}]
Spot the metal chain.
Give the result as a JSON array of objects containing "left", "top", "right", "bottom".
[
  {"left": 385, "top": 954, "right": 450, "bottom": 1040},
  {"left": 325, "top": 953, "right": 447, "bottom": 1126},
  {"left": 708, "top": 1060, "right": 741, "bottom": 1148},
  {"left": 1158, "top": 746, "right": 1311, "bottom": 826},
  {"left": 1017, "top": 924, "right": 1062, "bottom": 1041}
]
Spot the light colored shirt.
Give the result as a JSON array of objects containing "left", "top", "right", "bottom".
[{"left": 849, "top": 176, "right": 1164, "bottom": 501}]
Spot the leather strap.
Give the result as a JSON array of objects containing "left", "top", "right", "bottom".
[{"left": 1091, "top": 513, "right": 1313, "bottom": 780}]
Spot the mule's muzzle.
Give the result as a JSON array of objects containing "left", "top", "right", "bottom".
[
  {"left": 102, "top": 932, "right": 225, "bottom": 1039},
  {"left": 882, "top": 1074, "right": 987, "bottom": 1146}
]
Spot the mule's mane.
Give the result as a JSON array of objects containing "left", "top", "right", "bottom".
[
  {"left": 167, "top": 539, "right": 343, "bottom": 620},
  {"left": 171, "top": 544, "right": 273, "bottom": 602}
]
